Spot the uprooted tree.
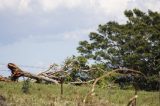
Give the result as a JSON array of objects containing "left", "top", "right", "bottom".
[{"left": 7, "top": 63, "right": 59, "bottom": 84}]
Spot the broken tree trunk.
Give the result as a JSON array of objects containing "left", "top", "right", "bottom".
[
  {"left": 7, "top": 63, "right": 59, "bottom": 84},
  {"left": 0, "top": 75, "right": 11, "bottom": 82}
]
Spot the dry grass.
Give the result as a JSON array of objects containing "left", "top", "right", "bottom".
[
  {"left": 83, "top": 68, "right": 146, "bottom": 105},
  {"left": 0, "top": 82, "right": 159, "bottom": 106}
]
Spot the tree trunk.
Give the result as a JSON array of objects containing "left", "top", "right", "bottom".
[{"left": 7, "top": 63, "right": 59, "bottom": 84}]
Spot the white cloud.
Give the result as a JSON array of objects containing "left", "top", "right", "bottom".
[
  {"left": 38, "top": 0, "right": 61, "bottom": 12},
  {"left": 63, "top": 28, "right": 94, "bottom": 41},
  {"left": 39, "top": 0, "right": 83, "bottom": 11},
  {"left": 37, "top": 0, "right": 131, "bottom": 16},
  {"left": 0, "top": 0, "right": 159, "bottom": 17},
  {"left": 0, "top": 0, "right": 31, "bottom": 14},
  {"left": 127, "top": 0, "right": 160, "bottom": 11},
  {"left": 143, "top": 0, "right": 160, "bottom": 11},
  {"left": 0, "top": 0, "right": 19, "bottom": 10},
  {"left": 0, "top": 0, "right": 82, "bottom": 13},
  {"left": 95, "top": 0, "right": 130, "bottom": 13},
  {"left": 18, "top": 0, "right": 31, "bottom": 13},
  {"left": 0, "top": 0, "right": 131, "bottom": 14},
  {"left": 63, "top": 0, "right": 82, "bottom": 9}
]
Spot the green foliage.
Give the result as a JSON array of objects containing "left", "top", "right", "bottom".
[
  {"left": 77, "top": 9, "right": 160, "bottom": 89},
  {"left": 63, "top": 56, "right": 89, "bottom": 82},
  {"left": 78, "top": 8, "right": 160, "bottom": 72},
  {"left": 89, "top": 63, "right": 106, "bottom": 79},
  {"left": 22, "top": 78, "right": 30, "bottom": 94}
]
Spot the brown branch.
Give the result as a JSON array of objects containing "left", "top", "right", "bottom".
[
  {"left": 127, "top": 95, "right": 138, "bottom": 106},
  {"left": 127, "top": 83, "right": 138, "bottom": 106},
  {"left": 8, "top": 63, "right": 59, "bottom": 84},
  {"left": 83, "top": 68, "right": 146, "bottom": 106}
]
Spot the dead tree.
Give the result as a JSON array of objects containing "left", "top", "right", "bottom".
[
  {"left": 7, "top": 63, "right": 59, "bottom": 84},
  {"left": 0, "top": 75, "right": 11, "bottom": 82}
]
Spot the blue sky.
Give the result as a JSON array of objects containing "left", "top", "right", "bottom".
[{"left": 0, "top": 0, "right": 160, "bottom": 74}]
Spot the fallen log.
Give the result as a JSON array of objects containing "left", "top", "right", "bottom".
[
  {"left": 7, "top": 63, "right": 59, "bottom": 84},
  {"left": 0, "top": 75, "right": 11, "bottom": 82}
]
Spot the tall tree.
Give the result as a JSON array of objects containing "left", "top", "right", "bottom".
[{"left": 77, "top": 9, "right": 160, "bottom": 77}]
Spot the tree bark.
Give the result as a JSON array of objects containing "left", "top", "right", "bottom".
[{"left": 7, "top": 63, "right": 59, "bottom": 84}]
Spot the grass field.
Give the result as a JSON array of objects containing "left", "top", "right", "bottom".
[{"left": 0, "top": 82, "right": 159, "bottom": 106}]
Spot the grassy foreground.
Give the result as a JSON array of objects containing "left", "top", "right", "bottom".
[{"left": 0, "top": 82, "right": 159, "bottom": 106}]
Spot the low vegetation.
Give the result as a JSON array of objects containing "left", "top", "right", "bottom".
[{"left": 0, "top": 82, "right": 159, "bottom": 106}]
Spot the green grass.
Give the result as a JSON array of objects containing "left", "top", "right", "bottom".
[{"left": 0, "top": 82, "right": 159, "bottom": 106}]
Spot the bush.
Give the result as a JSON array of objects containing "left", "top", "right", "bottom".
[{"left": 22, "top": 78, "right": 30, "bottom": 94}]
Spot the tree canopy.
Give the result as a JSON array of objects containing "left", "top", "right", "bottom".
[{"left": 77, "top": 9, "right": 160, "bottom": 78}]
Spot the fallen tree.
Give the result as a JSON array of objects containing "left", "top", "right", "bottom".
[
  {"left": 0, "top": 75, "right": 11, "bottom": 82},
  {"left": 7, "top": 63, "right": 59, "bottom": 84}
]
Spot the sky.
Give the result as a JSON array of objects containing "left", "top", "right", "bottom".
[{"left": 0, "top": 0, "right": 160, "bottom": 74}]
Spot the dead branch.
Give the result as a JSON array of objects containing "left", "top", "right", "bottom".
[
  {"left": 83, "top": 68, "right": 146, "bottom": 106},
  {"left": 8, "top": 63, "right": 59, "bottom": 84},
  {"left": 127, "top": 95, "right": 138, "bottom": 106},
  {"left": 127, "top": 83, "right": 138, "bottom": 106},
  {"left": 37, "top": 64, "right": 59, "bottom": 76}
]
